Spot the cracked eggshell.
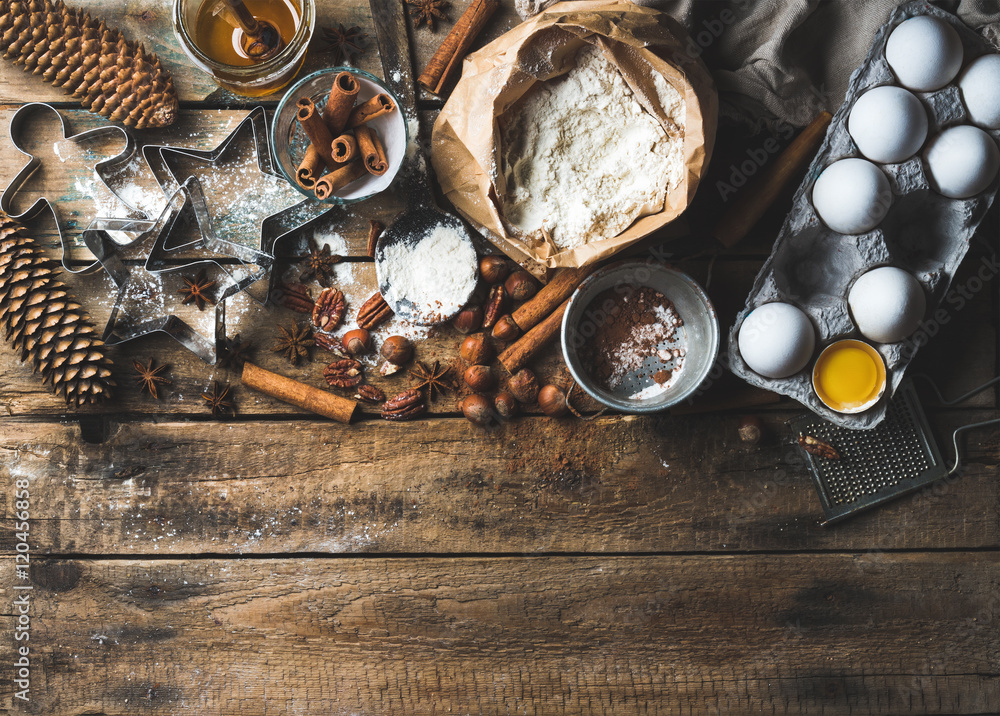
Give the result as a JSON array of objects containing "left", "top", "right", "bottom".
[
  {"left": 848, "top": 266, "right": 927, "bottom": 343},
  {"left": 848, "top": 86, "right": 928, "bottom": 164},
  {"left": 958, "top": 54, "right": 1000, "bottom": 129},
  {"left": 924, "top": 125, "right": 1000, "bottom": 199},
  {"left": 737, "top": 302, "right": 816, "bottom": 379},
  {"left": 886, "top": 15, "right": 963, "bottom": 91},
  {"left": 812, "top": 158, "right": 893, "bottom": 234}
]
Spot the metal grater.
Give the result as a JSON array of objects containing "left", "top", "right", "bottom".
[{"left": 791, "top": 381, "right": 947, "bottom": 525}]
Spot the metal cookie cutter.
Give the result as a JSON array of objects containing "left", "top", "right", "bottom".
[
  {"left": 793, "top": 377, "right": 1000, "bottom": 525},
  {"left": 94, "top": 177, "right": 271, "bottom": 364},
  {"left": 141, "top": 106, "right": 341, "bottom": 275},
  {"left": 1, "top": 102, "right": 150, "bottom": 274}
]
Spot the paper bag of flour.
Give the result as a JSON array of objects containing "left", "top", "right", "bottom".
[{"left": 431, "top": 0, "right": 717, "bottom": 276}]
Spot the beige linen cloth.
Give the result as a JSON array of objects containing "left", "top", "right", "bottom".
[{"left": 515, "top": 0, "right": 1000, "bottom": 127}]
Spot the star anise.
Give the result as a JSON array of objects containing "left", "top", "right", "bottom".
[
  {"left": 408, "top": 360, "right": 454, "bottom": 402},
  {"left": 406, "top": 0, "right": 450, "bottom": 29},
  {"left": 272, "top": 324, "right": 314, "bottom": 365},
  {"left": 178, "top": 270, "right": 217, "bottom": 311},
  {"left": 217, "top": 334, "right": 254, "bottom": 371},
  {"left": 132, "top": 358, "right": 171, "bottom": 399},
  {"left": 202, "top": 381, "right": 236, "bottom": 418},
  {"left": 322, "top": 23, "right": 369, "bottom": 65},
  {"left": 300, "top": 238, "right": 342, "bottom": 287}
]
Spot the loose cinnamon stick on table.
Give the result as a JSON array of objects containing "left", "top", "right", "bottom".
[
  {"left": 315, "top": 160, "right": 367, "bottom": 199},
  {"left": 499, "top": 297, "right": 571, "bottom": 374},
  {"left": 510, "top": 265, "right": 594, "bottom": 332},
  {"left": 296, "top": 97, "right": 338, "bottom": 167},
  {"left": 418, "top": 0, "right": 499, "bottom": 95},
  {"left": 354, "top": 124, "right": 389, "bottom": 176},
  {"left": 348, "top": 94, "right": 396, "bottom": 128},
  {"left": 713, "top": 110, "right": 833, "bottom": 247},
  {"left": 323, "top": 70, "right": 361, "bottom": 135},
  {"left": 242, "top": 362, "right": 357, "bottom": 423}
]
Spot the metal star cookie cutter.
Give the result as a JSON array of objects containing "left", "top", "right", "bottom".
[
  {"left": 141, "top": 106, "right": 341, "bottom": 272},
  {"left": 95, "top": 177, "right": 271, "bottom": 364},
  {"left": 1, "top": 102, "right": 150, "bottom": 274}
]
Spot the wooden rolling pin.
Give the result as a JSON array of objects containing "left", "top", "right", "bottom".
[
  {"left": 713, "top": 111, "right": 833, "bottom": 247},
  {"left": 242, "top": 362, "right": 357, "bottom": 423}
]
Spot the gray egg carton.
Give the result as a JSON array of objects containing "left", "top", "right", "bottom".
[{"left": 728, "top": 1, "right": 1000, "bottom": 429}]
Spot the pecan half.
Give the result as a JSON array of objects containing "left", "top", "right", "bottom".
[
  {"left": 356, "top": 384, "right": 386, "bottom": 404},
  {"left": 381, "top": 388, "right": 426, "bottom": 421},
  {"left": 324, "top": 358, "right": 364, "bottom": 388},
  {"left": 273, "top": 282, "right": 313, "bottom": 313},
  {"left": 483, "top": 284, "right": 506, "bottom": 330},
  {"left": 357, "top": 291, "right": 393, "bottom": 329},
  {"left": 314, "top": 332, "right": 344, "bottom": 355},
  {"left": 313, "top": 287, "right": 346, "bottom": 332},
  {"left": 798, "top": 434, "right": 840, "bottom": 460}
]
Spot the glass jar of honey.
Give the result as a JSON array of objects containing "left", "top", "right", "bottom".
[{"left": 173, "top": 0, "right": 315, "bottom": 96}]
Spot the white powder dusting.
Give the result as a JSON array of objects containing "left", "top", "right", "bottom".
[
  {"left": 378, "top": 223, "right": 477, "bottom": 324},
  {"left": 500, "top": 45, "right": 686, "bottom": 250},
  {"left": 312, "top": 230, "right": 348, "bottom": 255}
]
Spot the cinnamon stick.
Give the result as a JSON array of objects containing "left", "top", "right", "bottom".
[
  {"left": 296, "top": 97, "right": 337, "bottom": 167},
  {"left": 315, "top": 160, "right": 367, "bottom": 199},
  {"left": 418, "top": 0, "right": 499, "bottom": 95},
  {"left": 348, "top": 94, "right": 396, "bottom": 128},
  {"left": 499, "top": 297, "right": 570, "bottom": 374},
  {"left": 242, "top": 362, "right": 357, "bottom": 423},
  {"left": 331, "top": 133, "right": 358, "bottom": 164},
  {"left": 713, "top": 110, "right": 833, "bottom": 248},
  {"left": 354, "top": 124, "right": 389, "bottom": 176},
  {"left": 511, "top": 266, "right": 594, "bottom": 332},
  {"left": 323, "top": 71, "right": 361, "bottom": 135},
  {"left": 296, "top": 144, "right": 325, "bottom": 190}
]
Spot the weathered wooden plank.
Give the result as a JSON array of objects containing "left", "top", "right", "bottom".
[
  {"left": 0, "top": 553, "right": 996, "bottom": 714},
  {"left": 0, "top": 409, "right": 996, "bottom": 555}
]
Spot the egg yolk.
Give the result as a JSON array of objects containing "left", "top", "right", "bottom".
[{"left": 814, "top": 342, "right": 885, "bottom": 411}]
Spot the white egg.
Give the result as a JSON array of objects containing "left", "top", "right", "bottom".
[
  {"left": 924, "top": 125, "right": 1000, "bottom": 198},
  {"left": 848, "top": 267, "right": 926, "bottom": 343},
  {"left": 738, "top": 302, "right": 816, "bottom": 379},
  {"left": 886, "top": 16, "right": 963, "bottom": 92},
  {"left": 958, "top": 54, "right": 1000, "bottom": 129},
  {"left": 812, "top": 158, "right": 892, "bottom": 234},
  {"left": 848, "top": 86, "right": 928, "bottom": 163}
]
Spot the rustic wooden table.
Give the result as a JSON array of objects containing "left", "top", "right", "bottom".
[{"left": 0, "top": 0, "right": 998, "bottom": 713}]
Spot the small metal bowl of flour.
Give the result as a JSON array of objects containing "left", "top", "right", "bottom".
[
  {"left": 375, "top": 212, "right": 478, "bottom": 325},
  {"left": 561, "top": 262, "right": 719, "bottom": 413}
]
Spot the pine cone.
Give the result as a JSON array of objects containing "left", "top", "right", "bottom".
[
  {"left": 0, "top": 212, "right": 114, "bottom": 405},
  {"left": 0, "top": 0, "right": 178, "bottom": 128}
]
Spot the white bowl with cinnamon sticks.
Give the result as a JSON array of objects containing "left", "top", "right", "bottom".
[{"left": 271, "top": 67, "right": 407, "bottom": 203}]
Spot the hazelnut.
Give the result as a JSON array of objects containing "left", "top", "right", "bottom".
[
  {"left": 380, "top": 335, "right": 413, "bottom": 365},
  {"left": 479, "top": 255, "right": 510, "bottom": 285},
  {"left": 491, "top": 315, "right": 521, "bottom": 342},
  {"left": 494, "top": 391, "right": 518, "bottom": 419},
  {"left": 452, "top": 305, "right": 483, "bottom": 335},
  {"left": 464, "top": 364, "right": 496, "bottom": 392},
  {"left": 738, "top": 416, "right": 764, "bottom": 446},
  {"left": 462, "top": 394, "right": 495, "bottom": 428},
  {"left": 342, "top": 328, "right": 372, "bottom": 356},
  {"left": 504, "top": 271, "right": 538, "bottom": 302},
  {"left": 459, "top": 333, "right": 494, "bottom": 365},
  {"left": 538, "top": 384, "right": 568, "bottom": 417},
  {"left": 507, "top": 368, "right": 539, "bottom": 404}
]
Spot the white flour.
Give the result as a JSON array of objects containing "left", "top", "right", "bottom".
[
  {"left": 378, "top": 223, "right": 477, "bottom": 323},
  {"left": 500, "top": 45, "right": 685, "bottom": 250}
]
